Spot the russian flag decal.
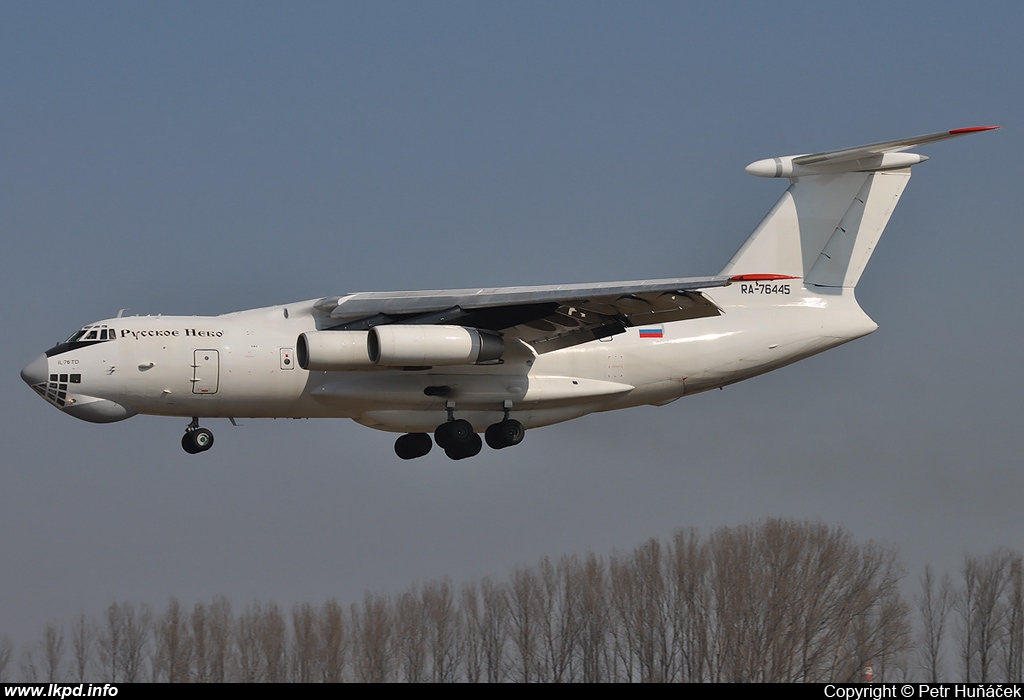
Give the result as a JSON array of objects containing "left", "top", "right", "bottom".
[{"left": 639, "top": 328, "right": 663, "bottom": 339}]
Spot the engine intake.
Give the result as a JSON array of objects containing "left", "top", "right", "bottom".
[
  {"left": 369, "top": 325, "right": 504, "bottom": 366},
  {"left": 297, "top": 331, "right": 373, "bottom": 370}
]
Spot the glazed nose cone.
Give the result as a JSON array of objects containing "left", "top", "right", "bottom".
[{"left": 21, "top": 354, "right": 47, "bottom": 386}]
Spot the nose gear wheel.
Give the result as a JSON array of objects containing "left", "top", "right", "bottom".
[{"left": 182, "top": 418, "right": 215, "bottom": 454}]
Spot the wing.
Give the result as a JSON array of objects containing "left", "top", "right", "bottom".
[{"left": 312, "top": 276, "right": 730, "bottom": 353}]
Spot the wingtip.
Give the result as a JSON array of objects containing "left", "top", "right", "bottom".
[{"left": 950, "top": 126, "right": 1001, "bottom": 134}]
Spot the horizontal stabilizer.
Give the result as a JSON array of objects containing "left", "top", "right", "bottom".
[
  {"left": 745, "top": 126, "right": 999, "bottom": 178},
  {"left": 723, "top": 126, "right": 999, "bottom": 284}
]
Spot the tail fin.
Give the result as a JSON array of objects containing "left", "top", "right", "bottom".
[{"left": 719, "top": 127, "right": 999, "bottom": 288}]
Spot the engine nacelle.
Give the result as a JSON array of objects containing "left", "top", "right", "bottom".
[
  {"left": 369, "top": 325, "right": 504, "bottom": 366},
  {"left": 297, "top": 331, "right": 373, "bottom": 370}
]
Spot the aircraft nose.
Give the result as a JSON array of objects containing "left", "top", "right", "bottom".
[{"left": 21, "top": 354, "right": 48, "bottom": 386}]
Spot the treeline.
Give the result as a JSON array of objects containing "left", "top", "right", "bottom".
[{"left": 1, "top": 519, "right": 1021, "bottom": 682}]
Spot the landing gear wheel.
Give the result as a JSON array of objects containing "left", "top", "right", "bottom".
[
  {"left": 445, "top": 432, "right": 482, "bottom": 460},
  {"left": 485, "top": 419, "right": 525, "bottom": 449},
  {"left": 182, "top": 427, "right": 214, "bottom": 454},
  {"left": 435, "top": 419, "right": 479, "bottom": 460},
  {"left": 395, "top": 433, "right": 433, "bottom": 460},
  {"left": 434, "top": 425, "right": 450, "bottom": 449},
  {"left": 435, "top": 419, "right": 473, "bottom": 450},
  {"left": 182, "top": 432, "right": 200, "bottom": 454}
]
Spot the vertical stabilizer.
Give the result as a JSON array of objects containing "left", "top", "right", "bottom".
[
  {"left": 720, "top": 172, "right": 874, "bottom": 281},
  {"left": 804, "top": 170, "right": 910, "bottom": 288}
]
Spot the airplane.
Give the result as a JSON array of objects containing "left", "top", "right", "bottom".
[{"left": 21, "top": 126, "right": 998, "bottom": 460}]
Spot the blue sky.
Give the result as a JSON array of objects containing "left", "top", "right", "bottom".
[{"left": 2, "top": 2, "right": 1022, "bottom": 644}]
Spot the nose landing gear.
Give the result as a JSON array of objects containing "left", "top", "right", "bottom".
[{"left": 182, "top": 418, "right": 214, "bottom": 454}]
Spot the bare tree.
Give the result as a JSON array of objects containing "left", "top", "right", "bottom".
[
  {"left": 394, "top": 586, "right": 427, "bottom": 682},
  {"left": 477, "top": 577, "right": 508, "bottom": 683},
  {"left": 260, "top": 602, "right": 288, "bottom": 682},
  {"left": 70, "top": 613, "right": 94, "bottom": 683},
  {"left": 535, "top": 556, "right": 584, "bottom": 682},
  {"left": 234, "top": 602, "right": 265, "bottom": 682},
  {"left": 96, "top": 603, "right": 122, "bottom": 682},
  {"left": 117, "top": 602, "right": 151, "bottom": 683},
  {"left": 192, "top": 596, "right": 232, "bottom": 682},
  {"left": 39, "top": 622, "right": 65, "bottom": 682},
  {"left": 668, "top": 528, "right": 711, "bottom": 682},
  {"left": 18, "top": 644, "right": 39, "bottom": 683},
  {"left": 575, "top": 553, "right": 615, "bottom": 682},
  {"left": 190, "top": 601, "right": 210, "bottom": 683},
  {"left": 153, "top": 597, "right": 192, "bottom": 682},
  {"left": 706, "top": 524, "right": 756, "bottom": 681},
  {"left": 698, "top": 520, "right": 912, "bottom": 683},
  {"left": 291, "top": 602, "right": 319, "bottom": 683},
  {"left": 1004, "top": 553, "right": 1024, "bottom": 682},
  {"left": 0, "top": 636, "right": 13, "bottom": 682},
  {"left": 837, "top": 556, "right": 912, "bottom": 682},
  {"left": 917, "top": 565, "right": 953, "bottom": 682},
  {"left": 96, "top": 602, "right": 150, "bottom": 682},
  {"left": 233, "top": 601, "right": 287, "bottom": 682},
  {"left": 957, "top": 551, "right": 1011, "bottom": 682},
  {"left": 351, "top": 592, "right": 394, "bottom": 682},
  {"left": 459, "top": 582, "right": 484, "bottom": 683},
  {"left": 317, "top": 599, "right": 348, "bottom": 682},
  {"left": 610, "top": 539, "right": 674, "bottom": 682},
  {"left": 423, "top": 578, "right": 460, "bottom": 682},
  {"left": 505, "top": 565, "right": 542, "bottom": 682}
]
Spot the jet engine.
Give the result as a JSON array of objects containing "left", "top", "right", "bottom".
[
  {"left": 296, "top": 331, "right": 373, "bottom": 370},
  {"left": 369, "top": 325, "right": 504, "bottom": 366}
]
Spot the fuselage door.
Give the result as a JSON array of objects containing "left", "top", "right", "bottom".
[{"left": 192, "top": 350, "right": 220, "bottom": 394}]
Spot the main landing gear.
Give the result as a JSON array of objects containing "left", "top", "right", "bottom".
[
  {"left": 435, "top": 419, "right": 482, "bottom": 461},
  {"left": 484, "top": 419, "right": 525, "bottom": 450},
  {"left": 394, "top": 432, "right": 433, "bottom": 460},
  {"left": 182, "top": 417, "right": 214, "bottom": 454},
  {"left": 393, "top": 403, "right": 526, "bottom": 461}
]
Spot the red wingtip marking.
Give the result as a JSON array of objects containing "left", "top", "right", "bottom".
[
  {"left": 729, "top": 274, "right": 801, "bottom": 282},
  {"left": 950, "top": 126, "right": 1001, "bottom": 134}
]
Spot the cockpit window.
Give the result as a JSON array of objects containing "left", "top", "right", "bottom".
[{"left": 47, "top": 325, "right": 116, "bottom": 358}]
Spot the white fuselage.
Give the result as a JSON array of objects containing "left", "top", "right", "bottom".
[{"left": 25, "top": 282, "right": 877, "bottom": 434}]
